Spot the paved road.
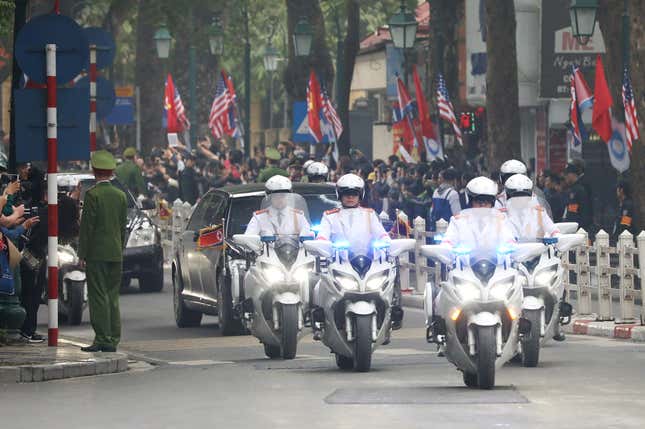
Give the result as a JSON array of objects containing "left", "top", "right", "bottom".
[{"left": 2, "top": 267, "right": 645, "bottom": 428}]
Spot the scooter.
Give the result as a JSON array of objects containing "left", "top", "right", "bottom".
[
  {"left": 421, "top": 242, "right": 545, "bottom": 389},
  {"left": 234, "top": 233, "right": 314, "bottom": 359},
  {"left": 304, "top": 238, "right": 415, "bottom": 372},
  {"left": 42, "top": 244, "right": 87, "bottom": 325},
  {"left": 517, "top": 231, "right": 585, "bottom": 367}
]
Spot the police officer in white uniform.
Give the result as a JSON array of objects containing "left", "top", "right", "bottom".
[
  {"left": 316, "top": 173, "right": 390, "bottom": 255},
  {"left": 504, "top": 174, "right": 560, "bottom": 241},
  {"left": 495, "top": 159, "right": 528, "bottom": 209},
  {"left": 305, "top": 161, "right": 329, "bottom": 184},
  {"left": 442, "top": 177, "right": 516, "bottom": 249},
  {"left": 245, "top": 175, "right": 311, "bottom": 236}
]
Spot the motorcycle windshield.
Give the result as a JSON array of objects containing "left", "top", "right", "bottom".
[
  {"left": 273, "top": 236, "right": 301, "bottom": 270},
  {"left": 256, "top": 193, "right": 312, "bottom": 237}
]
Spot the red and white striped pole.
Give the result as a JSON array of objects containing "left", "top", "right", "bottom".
[
  {"left": 46, "top": 43, "right": 59, "bottom": 347},
  {"left": 89, "top": 45, "right": 97, "bottom": 153}
]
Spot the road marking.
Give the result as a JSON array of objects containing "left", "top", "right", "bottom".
[
  {"left": 167, "top": 359, "right": 234, "bottom": 366},
  {"left": 375, "top": 347, "right": 435, "bottom": 356}
]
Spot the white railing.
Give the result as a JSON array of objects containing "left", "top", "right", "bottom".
[{"left": 156, "top": 199, "right": 192, "bottom": 262}]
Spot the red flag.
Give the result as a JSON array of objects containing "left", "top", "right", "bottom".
[
  {"left": 164, "top": 74, "right": 180, "bottom": 133},
  {"left": 412, "top": 66, "right": 443, "bottom": 160},
  {"left": 306, "top": 70, "right": 324, "bottom": 143},
  {"left": 592, "top": 55, "right": 613, "bottom": 143}
]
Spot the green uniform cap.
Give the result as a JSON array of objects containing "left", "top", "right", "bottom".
[
  {"left": 91, "top": 150, "right": 117, "bottom": 170},
  {"left": 265, "top": 146, "right": 281, "bottom": 161},
  {"left": 123, "top": 147, "right": 137, "bottom": 158}
]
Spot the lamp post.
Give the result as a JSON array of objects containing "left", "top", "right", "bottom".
[
  {"left": 388, "top": 0, "right": 418, "bottom": 86},
  {"left": 154, "top": 24, "right": 172, "bottom": 59},
  {"left": 209, "top": 16, "right": 224, "bottom": 57},
  {"left": 568, "top": 0, "right": 599, "bottom": 46},
  {"left": 293, "top": 16, "right": 313, "bottom": 57},
  {"left": 263, "top": 43, "right": 279, "bottom": 129}
]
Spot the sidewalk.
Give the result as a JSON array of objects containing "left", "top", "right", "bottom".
[
  {"left": 0, "top": 339, "right": 128, "bottom": 383},
  {"left": 401, "top": 292, "right": 645, "bottom": 342}
]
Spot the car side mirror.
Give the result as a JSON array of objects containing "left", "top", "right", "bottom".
[
  {"left": 554, "top": 222, "right": 579, "bottom": 234},
  {"left": 420, "top": 244, "right": 453, "bottom": 265},
  {"left": 233, "top": 234, "right": 263, "bottom": 254},
  {"left": 389, "top": 238, "right": 415, "bottom": 257},
  {"left": 555, "top": 233, "right": 586, "bottom": 253},
  {"left": 304, "top": 240, "right": 333, "bottom": 259}
]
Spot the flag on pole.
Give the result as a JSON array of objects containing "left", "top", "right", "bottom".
[
  {"left": 392, "top": 101, "right": 414, "bottom": 163},
  {"left": 592, "top": 55, "right": 613, "bottom": 143},
  {"left": 395, "top": 74, "right": 423, "bottom": 160},
  {"left": 573, "top": 66, "right": 594, "bottom": 112},
  {"left": 607, "top": 118, "right": 630, "bottom": 173},
  {"left": 568, "top": 68, "right": 584, "bottom": 149},
  {"left": 223, "top": 72, "right": 244, "bottom": 145},
  {"left": 321, "top": 88, "right": 343, "bottom": 140},
  {"left": 164, "top": 74, "right": 189, "bottom": 133},
  {"left": 436, "top": 74, "right": 462, "bottom": 146},
  {"left": 209, "top": 70, "right": 233, "bottom": 139},
  {"left": 306, "top": 70, "right": 324, "bottom": 143},
  {"left": 412, "top": 65, "right": 443, "bottom": 161},
  {"left": 622, "top": 67, "right": 640, "bottom": 152}
]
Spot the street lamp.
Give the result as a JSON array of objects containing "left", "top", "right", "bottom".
[
  {"left": 293, "top": 16, "right": 313, "bottom": 57},
  {"left": 569, "top": 0, "right": 598, "bottom": 46},
  {"left": 263, "top": 44, "right": 280, "bottom": 72},
  {"left": 209, "top": 17, "right": 224, "bottom": 56},
  {"left": 388, "top": 0, "right": 418, "bottom": 85},
  {"left": 154, "top": 24, "right": 172, "bottom": 59}
]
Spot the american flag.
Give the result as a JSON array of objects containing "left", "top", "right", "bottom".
[
  {"left": 436, "top": 74, "right": 462, "bottom": 146},
  {"left": 321, "top": 89, "right": 343, "bottom": 141},
  {"left": 174, "top": 87, "right": 190, "bottom": 131},
  {"left": 209, "top": 72, "right": 232, "bottom": 139},
  {"left": 622, "top": 68, "right": 640, "bottom": 152}
]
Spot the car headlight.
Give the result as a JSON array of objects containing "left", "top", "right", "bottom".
[
  {"left": 261, "top": 263, "right": 286, "bottom": 285},
  {"left": 334, "top": 272, "right": 359, "bottom": 291},
  {"left": 534, "top": 265, "right": 558, "bottom": 288},
  {"left": 454, "top": 277, "right": 481, "bottom": 302},
  {"left": 489, "top": 278, "right": 516, "bottom": 301},
  {"left": 127, "top": 226, "right": 156, "bottom": 248},
  {"left": 366, "top": 270, "right": 390, "bottom": 291},
  {"left": 292, "top": 263, "right": 314, "bottom": 283},
  {"left": 58, "top": 248, "right": 77, "bottom": 265}
]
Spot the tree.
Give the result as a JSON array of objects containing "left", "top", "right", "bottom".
[{"left": 484, "top": 0, "right": 521, "bottom": 170}]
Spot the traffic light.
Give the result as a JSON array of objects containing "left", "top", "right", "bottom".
[{"left": 460, "top": 112, "right": 476, "bottom": 134}]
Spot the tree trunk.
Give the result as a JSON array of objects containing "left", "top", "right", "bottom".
[
  {"left": 135, "top": 0, "right": 165, "bottom": 155},
  {"left": 284, "top": 0, "right": 334, "bottom": 101},
  {"left": 484, "top": 0, "right": 521, "bottom": 170},
  {"left": 336, "top": 0, "right": 359, "bottom": 157}
]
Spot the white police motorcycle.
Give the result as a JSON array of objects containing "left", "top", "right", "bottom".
[
  {"left": 304, "top": 238, "right": 415, "bottom": 372},
  {"left": 233, "top": 193, "right": 314, "bottom": 359},
  {"left": 422, "top": 238, "right": 545, "bottom": 389}
]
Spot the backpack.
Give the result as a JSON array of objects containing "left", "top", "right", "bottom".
[{"left": 430, "top": 188, "right": 455, "bottom": 231}]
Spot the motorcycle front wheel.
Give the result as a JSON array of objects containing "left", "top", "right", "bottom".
[
  {"left": 67, "top": 282, "right": 85, "bottom": 326},
  {"left": 476, "top": 326, "right": 496, "bottom": 389},
  {"left": 353, "top": 314, "right": 373, "bottom": 372},
  {"left": 521, "top": 310, "right": 541, "bottom": 368},
  {"left": 280, "top": 304, "right": 299, "bottom": 360}
]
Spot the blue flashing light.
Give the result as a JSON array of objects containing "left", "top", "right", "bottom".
[
  {"left": 300, "top": 236, "right": 314, "bottom": 242},
  {"left": 543, "top": 237, "right": 558, "bottom": 245},
  {"left": 453, "top": 244, "right": 472, "bottom": 255},
  {"left": 332, "top": 240, "right": 350, "bottom": 249},
  {"left": 311, "top": 224, "right": 321, "bottom": 233},
  {"left": 373, "top": 240, "right": 391, "bottom": 249},
  {"left": 433, "top": 234, "right": 444, "bottom": 243},
  {"left": 261, "top": 235, "right": 276, "bottom": 243},
  {"left": 497, "top": 244, "right": 516, "bottom": 255}
]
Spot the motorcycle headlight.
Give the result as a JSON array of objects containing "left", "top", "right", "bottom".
[
  {"left": 366, "top": 270, "right": 390, "bottom": 291},
  {"left": 534, "top": 265, "right": 558, "bottom": 288},
  {"left": 127, "top": 226, "right": 156, "bottom": 248},
  {"left": 489, "top": 278, "right": 516, "bottom": 301},
  {"left": 261, "top": 263, "right": 286, "bottom": 285},
  {"left": 454, "top": 277, "right": 481, "bottom": 302},
  {"left": 292, "top": 263, "right": 314, "bottom": 283},
  {"left": 334, "top": 272, "right": 359, "bottom": 291},
  {"left": 58, "top": 248, "right": 77, "bottom": 265}
]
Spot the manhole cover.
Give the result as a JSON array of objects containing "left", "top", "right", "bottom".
[{"left": 325, "top": 386, "right": 529, "bottom": 404}]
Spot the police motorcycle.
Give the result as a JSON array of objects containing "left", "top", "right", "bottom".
[
  {"left": 304, "top": 237, "right": 415, "bottom": 372},
  {"left": 421, "top": 217, "right": 546, "bottom": 389},
  {"left": 233, "top": 193, "right": 315, "bottom": 359}
]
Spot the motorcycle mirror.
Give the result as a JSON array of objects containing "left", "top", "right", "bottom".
[
  {"left": 555, "top": 233, "right": 586, "bottom": 253},
  {"left": 554, "top": 222, "right": 579, "bottom": 234},
  {"left": 420, "top": 244, "right": 452, "bottom": 265},
  {"left": 304, "top": 240, "right": 333, "bottom": 259},
  {"left": 514, "top": 242, "right": 547, "bottom": 263},
  {"left": 233, "top": 234, "right": 263, "bottom": 254},
  {"left": 389, "top": 238, "right": 415, "bottom": 258}
]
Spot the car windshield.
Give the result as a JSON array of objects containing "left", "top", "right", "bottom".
[
  {"left": 79, "top": 178, "right": 136, "bottom": 209},
  {"left": 227, "top": 193, "right": 338, "bottom": 237}
]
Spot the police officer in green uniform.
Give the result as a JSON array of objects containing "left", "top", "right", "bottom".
[
  {"left": 563, "top": 162, "right": 593, "bottom": 232},
  {"left": 79, "top": 151, "right": 128, "bottom": 352},
  {"left": 115, "top": 147, "right": 145, "bottom": 196},
  {"left": 257, "top": 147, "right": 288, "bottom": 183}
]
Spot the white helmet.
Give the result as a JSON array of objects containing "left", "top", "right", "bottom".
[
  {"left": 466, "top": 176, "right": 498, "bottom": 206},
  {"left": 336, "top": 173, "right": 365, "bottom": 201},
  {"left": 500, "top": 159, "right": 527, "bottom": 184},
  {"left": 504, "top": 174, "right": 533, "bottom": 199},
  {"left": 306, "top": 162, "right": 329, "bottom": 182},
  {"left": 265, "top": 175, "right": 292, "bottom": 194},
  {"left": 303, "top": 160, "right": 315, "bottom": 171}
]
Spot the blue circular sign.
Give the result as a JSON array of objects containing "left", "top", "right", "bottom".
[
  {"left": 609, "top": 130, "right": 626, "bottom": 160},
  {"left": 75, "top": 75, "right": 116, "bottom": 119},
  {"left": 83, "top": 27, "right": 116, "bottom": 70},
  {"left": 15, "top": 14, "right": 89, "bottom": 84}
]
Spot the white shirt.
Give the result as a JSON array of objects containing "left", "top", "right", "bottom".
[
  {"left": 245, "top": 206, "right": 311, "bottom": 237},
  {"left": 442, "top": 208, "right": 516, "bottom": 250},
  {"left": 504, "top": 197, "right": 559, "bottom": 241},
  {"left": 317, "top": 206, "right": 390, "bottom": 255}
]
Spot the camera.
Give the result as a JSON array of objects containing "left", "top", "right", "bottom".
[
  {"left": 0, "top": 173, "right": 18, "bottom": 186},
  {"left": 23, "top": 206, "right": 39, "bottom": 218}
]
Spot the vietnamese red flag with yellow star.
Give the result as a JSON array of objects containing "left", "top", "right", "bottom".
[{"left": 592, "top": 55, "right": 614, "bottom": 143}]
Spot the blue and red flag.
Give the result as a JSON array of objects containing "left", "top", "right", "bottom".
[
  {"left": 569, "top": 67, "right": 588, "bottom": 147},
  {"left": 395, "top": 74, "right": 423, "bottom": 160}
]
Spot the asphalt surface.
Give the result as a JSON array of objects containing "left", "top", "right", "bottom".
[{"left": 2, "top": 267, "right": 645, "bottom": 428}]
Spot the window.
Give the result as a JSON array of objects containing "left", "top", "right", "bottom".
[{"left": 187, "top": 194, "right": 214, "bottom": 231}]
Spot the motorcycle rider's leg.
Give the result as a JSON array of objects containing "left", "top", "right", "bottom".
[
  {"left": 310, "top": 281, "right": 323, "bottom": 340},
  {"left": 391, "top": 281, "right": 402, "bottom": 330}
]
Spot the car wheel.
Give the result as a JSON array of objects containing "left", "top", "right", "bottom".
[
  {"left": 173, "top": 266, "right": 202, "bottom": 328},
  {"left": 263, "top": 344, "right": 281, "bottom": 359},
  {"left": 217, "top": 269, "right": 245, "bottom": 336},
  {"left": 140, "top": 269, "right": 164, "bottom": 293}
]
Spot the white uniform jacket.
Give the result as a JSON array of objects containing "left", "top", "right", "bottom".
[
  {"left": 245, "top": 206, "right": 311, "bottom": 237},
  {"left": 317, "top": 206, "right": 390, "bottom": 254},
  {"left": 504, "top": 198, "right": 560, "bottom": 241},
  {"left": 442, "top": 208, "right": 516, "bottom": 249}
]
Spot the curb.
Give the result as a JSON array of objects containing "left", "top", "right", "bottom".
[
  {"left": 0, "top": 353, "right": 128, "bottom": 383},
  {"left": 563, "top": 316, "right": 645, "bottom": 342}
]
